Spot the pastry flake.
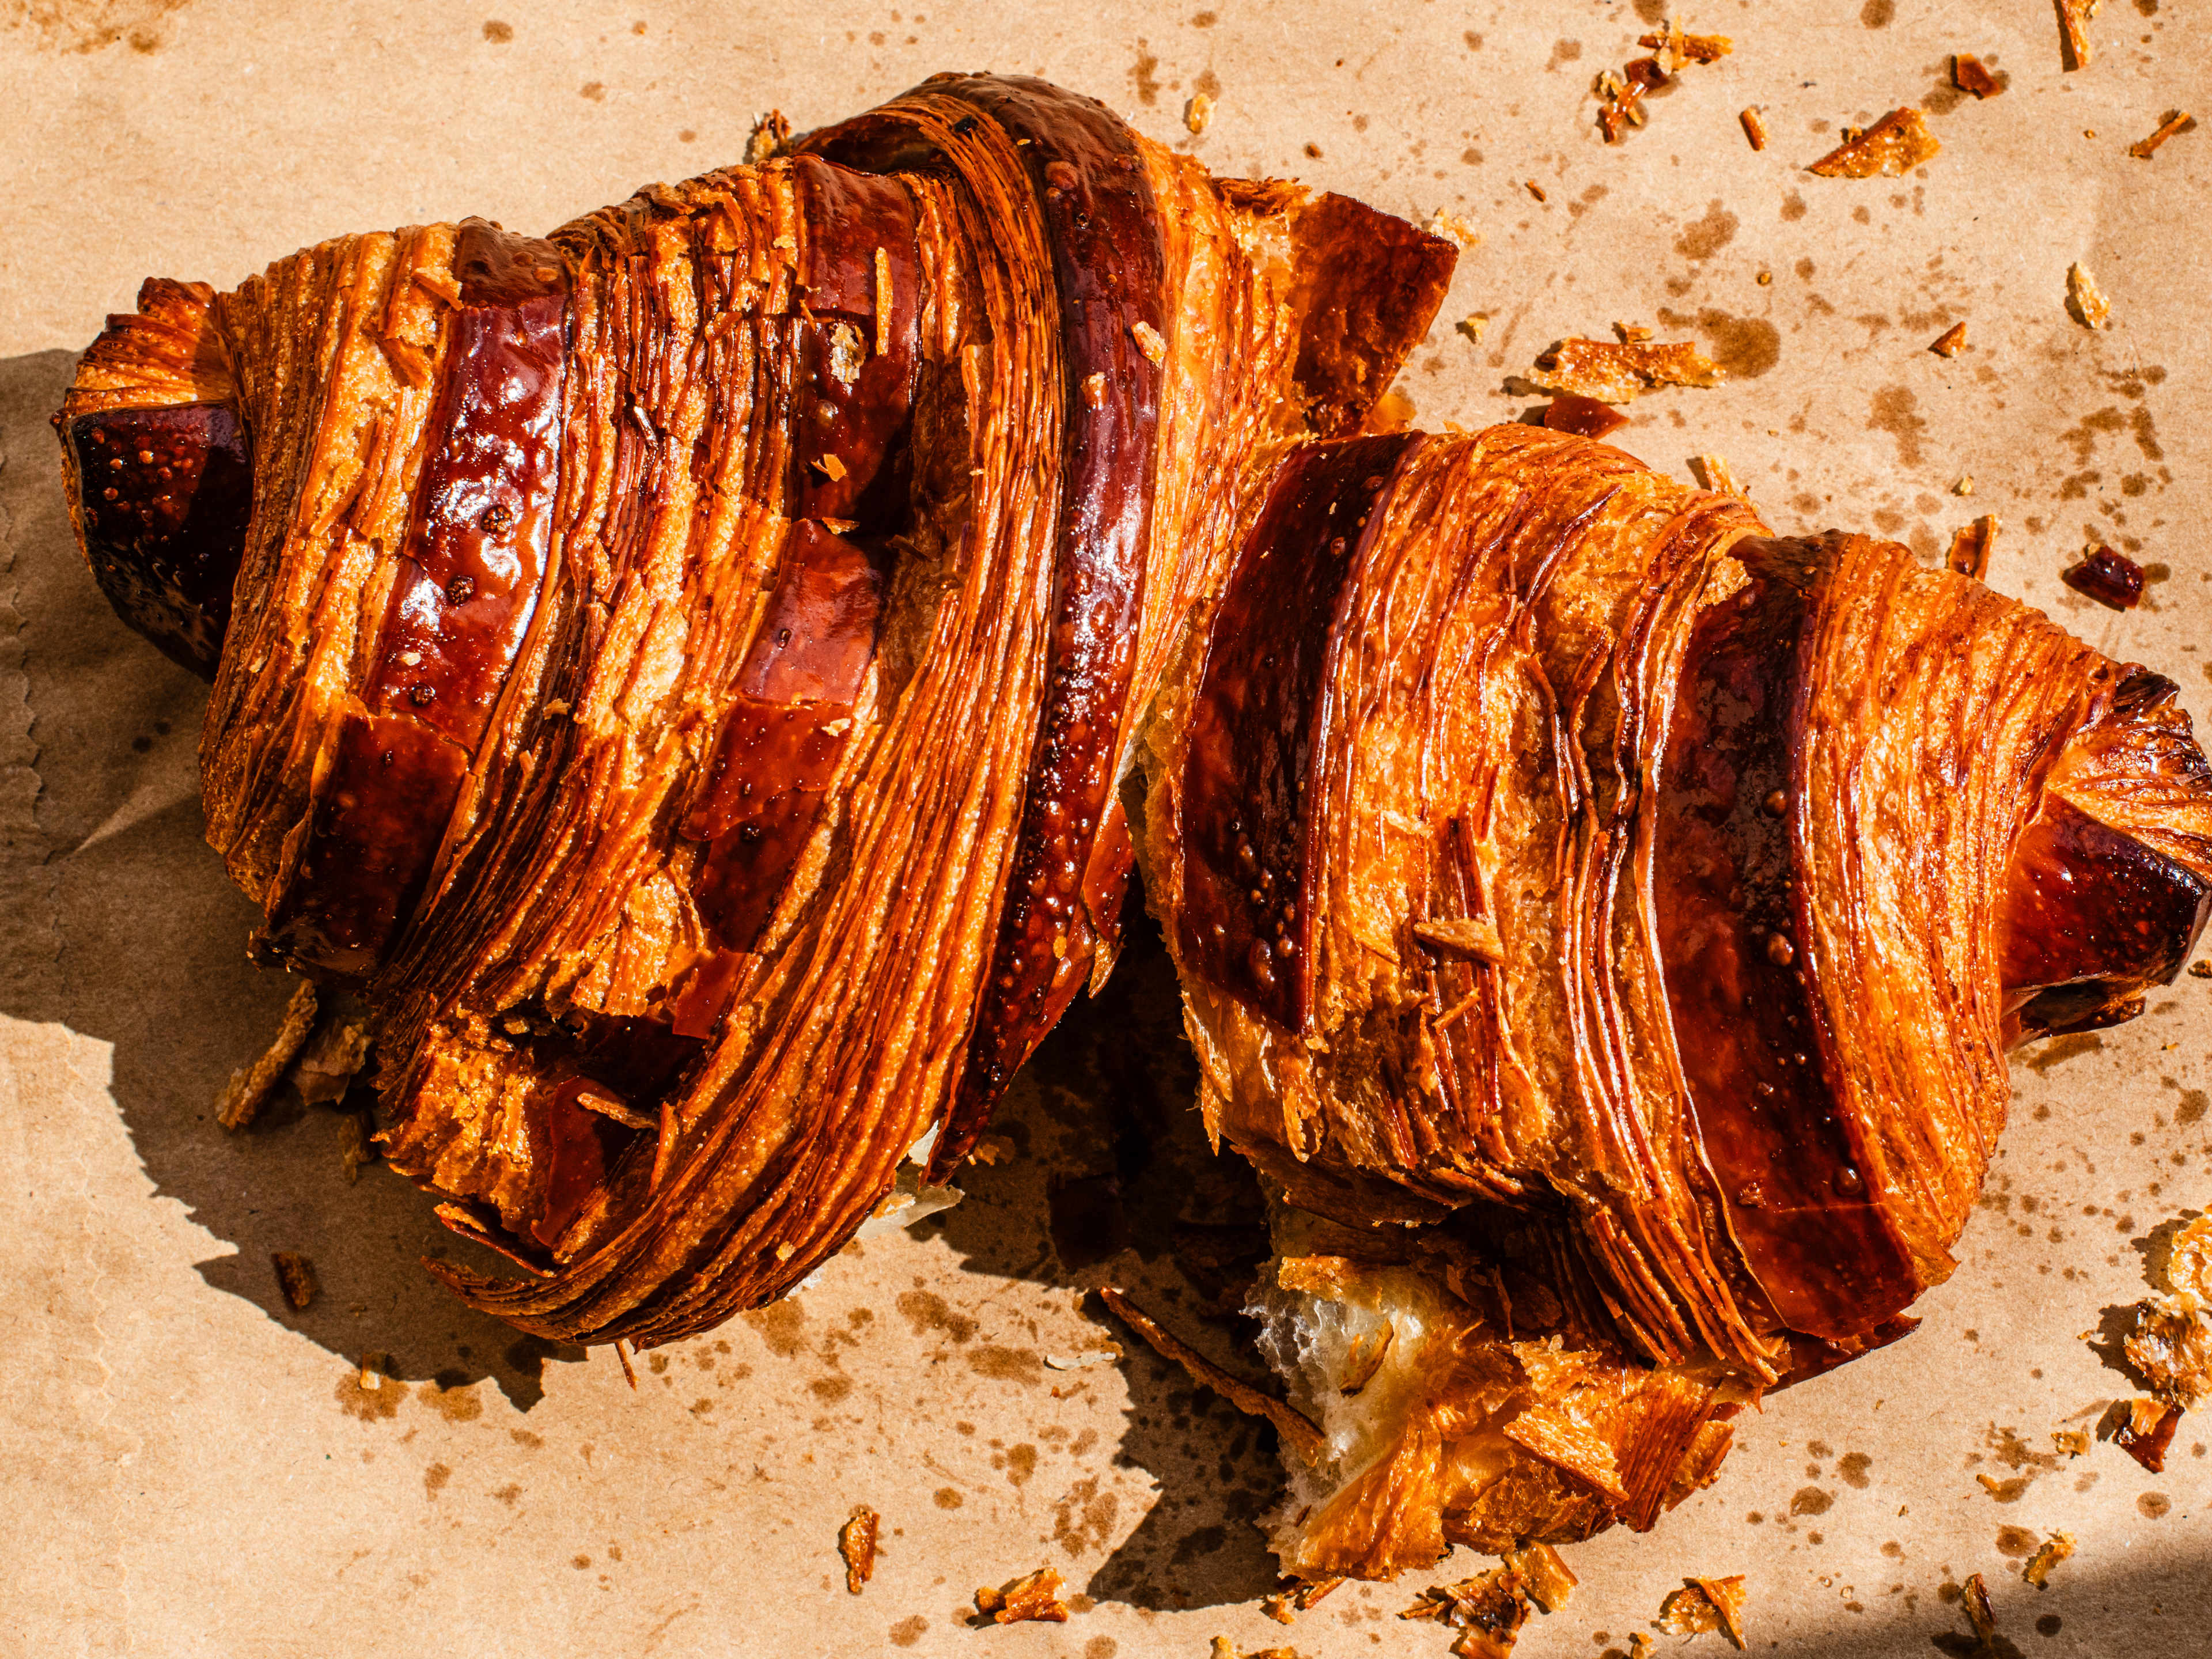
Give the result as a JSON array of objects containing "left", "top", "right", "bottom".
[{"left": 1810, "top": 108, "right": 1940, "bottom": 177}]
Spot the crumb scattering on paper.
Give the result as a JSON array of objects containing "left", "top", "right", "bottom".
[
  {"left": 270, "top": 1251, "right": 317, "bottom": 1311},
  {"left": 838, "top": 1505, "right": 879, "bottom": 1594},
  {"left": 1458, "top": 313, "right": 1490, "bottom": 345},
  {"left": 1810, "top": 108, "right": 1940, "bottom": 177},
  {"left": 1953, "top": 54, "right": 2002, "bottom": 98},
  {"left": 1185, "top": 91, "right": 1215, "bottom": 134},
  {"left": 2056, "top": 0, "right": 2099, "bottom": 71},
  {"left": 1946, "top": 515, "right": 1998, "bottom": 579},
  {"left": 2066, "top": 261, "right": 2113, "bottom": 329},
  {"left": 1930, "top": 321, "right": 1967, "bottom": 357},
  {"left": 1740, "top": 107, "right": 1767, "bottom": 150},
  {"left": 215, "top": 980, "right": 320, "bottom": 1130},
  {"left": 2023, "top": 1530, "right": 2075, "bottom": 1588},
  {"left": 2130, "top": 109, "right": 2195, "bottom": 160},
  {"left": 1529, "top": 337, "right": 1723, "bottom": 403},
  {"left": 1656, "top": 1575, "right": 1748, "bottom": 1649},
  {"left": 975, "top": 1566, "right": 1069, "bottom": 1624},
  {"left": 1426, "top": 207, "right": 1480, "bottom": 247},
  {"left": 2110, "top": 1396, "right": 2181, "bottom": 1471}
]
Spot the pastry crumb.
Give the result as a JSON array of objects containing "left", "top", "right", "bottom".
[
  {"left": 1131, "top": 320, "right": 1167, "bottom": 363},
  {"left": 2056, "top": 0, "right": 2097, "bottom": 71},
  {"left": 1929, "top": 321, "right": 1967, "bottom": 357},
  {"left": 2129, "top": 109, "right": 2195, "bottom": 160},
  {"left": 1946, "top": 515, "right": 1998, "bottom": 580},
  {"left": 1458, "top": 313, "right": 1490, "bottom": 345},
  {"left": 1186, "top": 92, "right": 1215, "bottom": 134},
  {"left": 215, "top": 980, "right": 320, "bottom": 1131},
  {"left": 2110, "top": 1396, "right": 2181, "bottom": 1472},
  {"left": 1953, "top": 54, "right": 2002, "bottom": 97},
  {"left": 1740, "top": 107, "right": 1768, "bottom": 150},
  {"left": 975, "top": 1566, "right": 1069, "bottom": 1624},
  {"left": 1810, "top": 108, "right": 1940, "bottom": 178},
  {"left": 2022, "top": 1531, "right": 2074, "bottom": 1589},
  {"left": 839, "top": 1504, "right": 880, "bottom": 1594},
  {"left": 2066, "top": 261, "right": 2113, "bottom": 329},
  {"left": 1529, "top": 337, "right": 1723, "bottom": 403},
  {"left": 271, "top": 1251, "right": 318, "bottom": 1312},
  {"left": 1657, "top": 1576, "right": 1748, "bottom": 1649},
  {"left": 1426, "top": 207, "right": 1480, "bottom": 247}
]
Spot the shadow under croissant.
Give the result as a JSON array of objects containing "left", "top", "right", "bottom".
[
  {"left": 918, "top": 902, "right": 1294, "bottom": 1611},
  {"left": 3, "top": 343, "right": 1297, "bottom": 1580},
  {"left": 0, "top": 348, "right": 582, "bottom": 1409}
]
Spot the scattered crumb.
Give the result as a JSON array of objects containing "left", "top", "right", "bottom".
[
  {"left": 2111, "top": 1396, "right": 2181, "bottom": 1472},
  {"left": 2066, "top": 261, "right": 2113, "bottom": 329},
  {"left": 1529, "top": 337, "right": 1724, "bottom": 403},
  {"left": 1209, "top": 1639, "right": 1301, "bottom": 1659},
  {"left": 1612, "top": 321, "right": 1653, "bottom": 343},
  {"left": 1656, "top": 1577, "right": 1748, "bottom": 1650},
  {"left": 2190, "top": 961, "right": 2212, "bottom": 979},
  {"left": 291, "top": 1004, "right": 373, "bottom": 1106},
  {"left": 2123, "top": 1294, "right": 2212, "bottom": 1407},
  {"left": 1954, "top": 475, "right": 1975, "bottom": 495},
  {"left": 975, "top": 1566, "right": 1069, "bottom": 1624},
  {"left": 1426, "top": 207, "right": 1480, "bottom": 247},
  {"left": 746, "top": 109, "right": 791, "bottom": 164},
  {"left": 1131, "top": 320, "right": 1168, "bottom": 363},
  {"left": 2062, "top": 543, "right": 2143, "bottom": 609},
  {"left": 1930, "top": 321, "right": 1968, "bottom": 357},
  {"left": 1953, "top": 54, "right": 2002, "bottom": 98},
  {"left": 1526, "top": 180, "right": 1548, "bottom": 202},
  {"left": 1458, "top": 313, "right": 1490, "bottom": 345},
  {"left": 271, "top": 1251, "right": 317, "bottom": 1312},
  {"left": 1185, "top": 92, "right": 1215, "bottom": 134},
  {"left": 839, "top": 1505, "right": 880, "bottom": 1594},
  {"left": 1042, "top": 1344, "right": 1124, "bottom": 1370},
  {"left": 358, "top": 1353, "right": 387, "bottom": 1391},
  {"left": 1946, "top": 515, "right": 1999, "bottom": 580},
  {"left": 1401, "top": 1566, "right": 1531, "bottom": 1656},
  {"left": 2056, "top": 0, "right": 2098, "bottom": 71},
  {"left": 1639, "top": 21, "right": 1733, "bottom": 70},
  {"left": 1691, "top": 454, "right": 1748, "bottom": 499},
  {"left": 1506, "top": 1544, "right": 1578, "bottom": 1614},
  {"left": 2130, "top": 110, "right": 2195, "bottom": 160},
  {"left": 1262, "top": 1578, "right": 1343, "bottom": 1624},
  {"left": 812, "top": 453, "right": 850, "bottom": 482},
  {"left": 1740, "top": 107, "right": 1768, "bottom": 150},
  {"left": 1756, "top": 269, "right": 1772, "bottom": 285},
  {"left": 1810, "top": 108, "right": 1941, "bottom": 178},
  {"left": 2022, "top": 1531, "right": 2075, "bottom": 1589},
  {"left": 216, "top": 980, "right": 320, "bottom": 1130},
  {"left": 338, "top": 1110, "right": 376, "bottom": 1183},
  {"left": 1959, "top": 1573, "right": 2002, "bottom": 1650},
  {"left": 2164, "top": 1217, "right": 2212, "bottom": 1299},
  {"left": 2051, "top": 1426, "right": 2093, "bottom": 1457},
  {"left": 968, "top": 1133, "right": 1016, "bottom": 1166}
]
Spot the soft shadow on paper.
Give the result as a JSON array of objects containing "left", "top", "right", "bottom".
[
  {"left": 2, "top": 344, "right": 1289, "bottom": 1597},
  {"left": 0, "top": 349, "right": 581, "bottom": 1408}
]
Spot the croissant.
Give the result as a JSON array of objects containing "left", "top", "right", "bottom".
[{"left": 56, "top": 73, "right": 2212, "bottom": 1584}]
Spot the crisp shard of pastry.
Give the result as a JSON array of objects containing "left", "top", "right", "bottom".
[{"left": 58, "top": 74, "right": 1453, "bottom": 1344}]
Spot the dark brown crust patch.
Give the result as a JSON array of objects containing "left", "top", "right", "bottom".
[
  {"left": 65, "top": 403, "right": 253, "bottom": 678},
  {"left": 1178, "top": 434, "right": 1420, "bottom": 1031},
  {"left": 1653, "top": 535, "right": 1922, "bottom": 1339}
]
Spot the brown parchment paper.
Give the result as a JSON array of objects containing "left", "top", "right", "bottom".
[{"left": 2, "top": 2, "right": 2208, "bottom": 1654}]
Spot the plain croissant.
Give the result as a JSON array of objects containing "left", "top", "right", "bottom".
[{"left": 55, "top": 73, "right": 2212, "bottom": 1583}]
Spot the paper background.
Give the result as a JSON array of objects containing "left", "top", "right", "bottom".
[{"left": 2, "top": 1, "right": 2207, "bottom": 1653}]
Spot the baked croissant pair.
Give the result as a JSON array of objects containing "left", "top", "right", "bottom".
[{"left": 57, "top": 73, "right": 2212, "bottom": 1583}]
